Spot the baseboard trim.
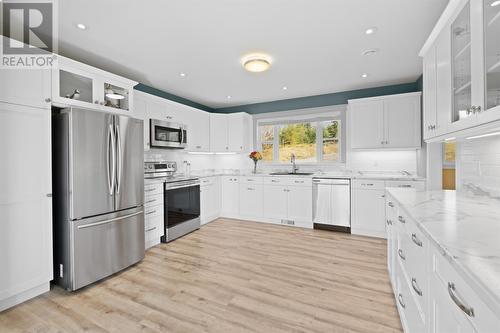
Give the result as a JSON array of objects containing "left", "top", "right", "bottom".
[{"left": 0, "top": 282, "right": 49, "bottom": 312}]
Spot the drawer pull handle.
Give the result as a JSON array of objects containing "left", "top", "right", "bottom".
[
  {"left": 365, "top": 183, "right": 374, "bottom": 186},
  {"left": 145, "top": 199, "right": 157, "bottom": 204},
  {"left": 411, "top": 233, "right": 423, "bottom": 247},
  {"left": 398, "top": 294, "right": 406, "bottom": 309},
  {"left": 295, "top": 180, "right": 304, "bottom": 183},
  {"left": 411, "top": 278, "right": 423, "bottom": 296},
  {"left": 146, "top": 227, "right": 157, "bottom": 232},
  {"left": 398, "top": 215, "right": 405, "bottom": 224},
  {"left": 247, "top": 188, "right": 255, "bottom": 191},
  {"left": 386, "top": 219, "right": 393, "bottom": 226},
  {"left": 145, "top": 188, "right": 156, "bottom": 192},
  {"left": 145, "top": 210, "right": 156, "bottom": 216},
  {"left": 388, "top": 202, "right": 394, "bottom": 207},
  {"left": 448, "top": 282, "right": 475, "bottom": 317},
  {"left": 399, "top": 184, "right": 412, "bottom": 188},
  {"left": 398, "top": 249, "right": 406, "bottom": 261},
  {"left": 271, "top": 180, "right": 279, "bottom": 182}
]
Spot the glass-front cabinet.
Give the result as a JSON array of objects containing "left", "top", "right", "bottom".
[
  {"left": 484, "top": 0, "right": 500, "bottom": 112},
  {"left": 451, "top": 1, "right": 472, "bottom": 122},
  {"left": 52, "top": 57, "right": 136, "bottom": 115}
]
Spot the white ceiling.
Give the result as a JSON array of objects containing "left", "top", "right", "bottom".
[{"left": 58, "top": 0, "right": 448, "bottom": 108}]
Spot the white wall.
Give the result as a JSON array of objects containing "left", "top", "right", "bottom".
[{"left": 456, "top": 135, "right": 500, "bottom": 197}]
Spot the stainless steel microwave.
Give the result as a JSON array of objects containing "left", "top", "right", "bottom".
[{"left": 150, "top": 119, "right": 187, "bottom": 149}]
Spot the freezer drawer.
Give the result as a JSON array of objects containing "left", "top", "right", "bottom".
[{"left": 70, "top": 208, "right": 144, "bottom": 290}]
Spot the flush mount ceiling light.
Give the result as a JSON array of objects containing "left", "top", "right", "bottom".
[
  {"left": 282, "top": 86, "right": 288, "bottom": 90},
  {"left": 76, "top": 23, "right": 86, "bottom": 30},
  {"left": 491, "top": 0, "right": 500, "bottom": 6},
  {"left": 241, "top": 54, "right": 272, "bottom": 73},
  {"left": 362, "top": 48, "right": 379, "bottom": 56},
  {"left": 365, "top": 27, "right": 378, "bottom": 35},
  {"left": 226, "top": 95, "right": 232, "bottom": 99}
]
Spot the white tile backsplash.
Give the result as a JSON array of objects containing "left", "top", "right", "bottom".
[
  {"left": 457, "top": 135, "right": 500, "bottom": 197},
  {"left": 347, "top": 150, "right": 418, "bottom": 173}
]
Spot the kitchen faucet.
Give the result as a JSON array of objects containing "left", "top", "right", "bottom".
[{"left": 290, "top": 154, "right": 299, "bottom": 174}]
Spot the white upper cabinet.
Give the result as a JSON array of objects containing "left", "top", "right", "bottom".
[
  {"left": 210, "top": 113, "right": 229, "bottom": 152},
  {"left": 349, "top": 92, "right": 421, "bottom": 149},
  {"left": 384, "top": 95, "right": 421, "bottom": 148},
  {"left": 185, "top": 108, "right": 210, "bottom": 152},
  {"left": 349, "top": 100, "right": 385, "bottom": 149},
  {"left": 0, "top": 69, "right": 51, "bottom": 109},
  {"left": 52, "top": 57, "right": 137, "bottom": 116},
  {"left": 421, "top": 0, "right": 500, "bottom": 140},
  {"left": 210, "top": 112, "right": 251, "bottom": 153}
]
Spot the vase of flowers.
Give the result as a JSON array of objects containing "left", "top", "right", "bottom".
[{"left": 248, "top": 151, "right": 263, "bottom": 174}]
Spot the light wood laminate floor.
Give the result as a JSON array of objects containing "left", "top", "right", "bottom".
[{"left": 0, "top": 219, "right": 402, "bottom": 333}]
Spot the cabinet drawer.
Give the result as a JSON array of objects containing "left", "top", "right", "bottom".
[
  {"left": 264, "top": 177, "right": 312, "bottom": 187},
  {"left": 144, "top": 183, "right": 163, "bottom": 196},
  {"left": 144, "top": 193, "right": 163, "bottom": 208},
  {"left": 352, "top": 179, "right": 385, "bottom": 190},
  {"left": 396, "top": 270, "right": 426, "bottom": 333},
  {"left": 432, "top": 246, "right": 499, "bottom": 332},
  {"left": 200, "top": 177, "right": 216, "bottom": 186},
  {"left": 404, "top": 220, "right": 428, "bottom": 319},
  {"left": 386, "top": 180, "right": 425, "bottom": 190},
  {"left": 241, "top": 176, "right": 263, "bottom": 184},
  {"left": 145, "top": 204, "right": 163, "bottom": 219}
]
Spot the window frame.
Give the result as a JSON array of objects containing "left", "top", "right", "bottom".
[{"left": 256, "top": 114, "right": 344, "bottom": 165}]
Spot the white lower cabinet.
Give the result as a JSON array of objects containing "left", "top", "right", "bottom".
[
  {"left": 351, "top": 180, "right": 387, "bottom": 238},
  {"left": 0, "top": 102, "right": 52, "bottom": 311},
  {"left": 144, "top": 182, "right": 164, "bottom": 249},
  {"left": 386, "top": 193, "right": 500, "bottom": 333},
  {"left": 239, "top": 184, "right": 263, "bottom": 218},
  {"left": 262, "top": 180, "right": 313, "bottom": 227},
  {"left": 287, "top": 186, "right": 312, "bottom": 224},
  {"left": 352, "top": 180, "right": 425, "bottom": 238},
  {"left": 200, "top": 177, "right": 221, "bottom": 224},
  {"left": 263, "top": 185, "right": 288, "bottom": 219},
  {"left": 221, "top": 176, "right": 240, "bottom": 217}
]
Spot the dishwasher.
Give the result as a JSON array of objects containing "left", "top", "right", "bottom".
[{"left": 312, "top": 178, "right": 351, "bottom": 232}]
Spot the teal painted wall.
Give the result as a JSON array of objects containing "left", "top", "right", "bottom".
[
  {"left": 134, "top": 78, "right": 423, "bottom": 114},
  {"left": 134, "top": 83, "right": 215, "bottom": 112},
  {"left": 215, "top": 81, "right": 420, "bottom": 114}
]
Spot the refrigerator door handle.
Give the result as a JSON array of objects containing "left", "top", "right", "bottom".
[
  {"left": 77, "top": 210, "right": 143, "bottom": 229},
  {"left": 107, "top": 124, "right": 116, "bottom": 196},
  {"left": 115, "top": 123, "right": 122, "bottom": 194}
]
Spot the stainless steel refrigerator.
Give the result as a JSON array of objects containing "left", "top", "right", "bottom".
[{"left": 52, "top": 108, "right": 145, "bottom": 291}]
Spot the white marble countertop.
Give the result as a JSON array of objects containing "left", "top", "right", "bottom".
[
  {"left": 189, "top": 170, "right": 425, "bottom": 181},
  {"left": 386, "top": 188, "right": 500, "bottom": 313}
]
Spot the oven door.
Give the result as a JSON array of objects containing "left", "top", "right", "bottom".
[
  {"left": 165, "top": 184, "right": 200, "bottom": 229},
  {"left": 150, "top": 119, "right": 187, "bottom": 148}
]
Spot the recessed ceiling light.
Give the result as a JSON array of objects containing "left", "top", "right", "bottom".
[
  {"left": 361, "top": 73, "right": 368, "bottom": 78},
  {"left": 365, "top": 27, "right": 378, "bottom": 35},
  {"left": 76, "top": 23, "right": 86, "bottom": 30},
  {"left": 282, "top": 86, "right": 288, "bottom": 90},
  {"left": 179, "top": 72, "right": 186, "bottom": 77},
  {"left": 491, "top": 0, "right": 500, "bottom": 6},
  {"left": 226, "top": 95, "right": 232, "bottom": 99},
  {"left": 362, "top": 49, "right": 379, "bottom": 56},
  {"left": 241, "top": 54, "right": 272, "bottom": 73}
]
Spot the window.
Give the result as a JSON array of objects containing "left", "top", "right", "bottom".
[{"left": 257, "top": 118, "right": 342, "bottom": 163}]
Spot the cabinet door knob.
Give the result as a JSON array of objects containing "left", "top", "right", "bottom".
[
  {"left": 45, "top": 98, "right": 51, "bottom": 103},
  {"left": 94, "top": 100, "right": 99, "bottom": 104}
]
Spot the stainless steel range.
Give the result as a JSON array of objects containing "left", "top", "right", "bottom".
[{"left": 144, "top": 162, "right": 200, "bottom": 242}]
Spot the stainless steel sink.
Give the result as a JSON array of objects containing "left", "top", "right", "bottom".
[{"left": 269, "top": 172, "right": 315, "bottom": 176}]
